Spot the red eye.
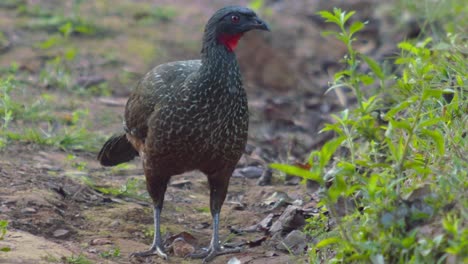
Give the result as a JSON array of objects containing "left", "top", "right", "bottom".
[{"left": 231, "top": 15, "right": 240, "bottom": 23}]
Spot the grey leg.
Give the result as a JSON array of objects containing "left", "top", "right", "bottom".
[
  {"left": 189, "top": 166, "right": 241, "bottom": 263},
  {"left": 130, "top": 205, "right": 168, "bottom": 260}
]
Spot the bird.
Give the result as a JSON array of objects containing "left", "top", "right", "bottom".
[{"left": 97, "top": 6, "right": 270, "bottom": 263}]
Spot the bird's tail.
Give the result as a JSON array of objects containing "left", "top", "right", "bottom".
[{"left": 97, "top": 133, "right": 139, "bottom": 166}]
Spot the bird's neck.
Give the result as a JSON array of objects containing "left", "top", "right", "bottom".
[{"left": 199, "top": 44, "right": 242, "bottom": 94}]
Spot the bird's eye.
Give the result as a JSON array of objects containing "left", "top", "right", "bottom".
[{"left": 231, "top": 15, "right": 240, "bottom": 24}]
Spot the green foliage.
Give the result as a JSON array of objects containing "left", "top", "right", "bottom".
[
  {"left": 273, "top": 7, "right": 467, "bottom": 264},
  {"left": 64, "top": 254, "right": 93, "bottom": 264},
  {"left": 0, "top": 77, "right": 14, "bottom": 129},
  {"left": 2, "top": 108, "right": 104, "bottom": 152},
  {"left": 0, "top": 79, "right": 104, "bottom": 151},
  {"left": 99, "top": 247, "right": 121, "bottom": 259},
  {"left": 149, "top": 6, "right": 177, "bottom": 22},
  {"left": 84, "top": 177, "right": 148, "bottom": 200},
  {"left": 0, "top": 220, "right": 10, "bottom": 252},
  {"left": 249, "top": 0, "right": 265, "bottom": 11},
  {"left": 0, "top": 0, "right": 24, "bottom": 9},
  {"left": 319, "top": 8, "right": 386, "bottom": 112},
  {"left": 66, "top": 154, "right": 88, "bottom": 171},
  {"left": 17, "top": 1, "right": 100, "bottom": 36},
  {"left": 0, "top": 220, "right": 8, "bottom": 240}
]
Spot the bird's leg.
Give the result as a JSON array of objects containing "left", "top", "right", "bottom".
[
  {"left": 130, "top": 205, "right": 168, "bottom": 259},
  {"left": 190, "top": 211, "right": 241, "bottom": 262},
  {"left": 130, "top": 156, "right": 170, "bottom": 260},
  {"left": 190, "top": 167, "right": 241, "bottom": 263}
]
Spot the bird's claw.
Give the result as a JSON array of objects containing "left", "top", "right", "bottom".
[
  {"left": 188, "top": 246, "right": 241, "bottom": 263},
  {"left": 130, "top": 245, "right": 168, "bottom": 260}
]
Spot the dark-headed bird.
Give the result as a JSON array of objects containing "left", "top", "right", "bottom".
[{"left": 97, "top": 6, "right": 270, "bottom": 263}]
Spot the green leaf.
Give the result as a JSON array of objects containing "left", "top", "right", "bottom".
[
  {"left": 418, "top": 118, "right": 443, "bottom": 129},
  {"left": 456, "top": 75, "right": 464, "bottom": 86},
  {"left": 349, "top": 21, "right": 364, "bottom": 35},
  {"left": 368, "top": 174, "right": 380, "bottom": 196},
  {"left": 385, "top": 97, "right": 417, "bottom": 118},
  {"left": 316, "top": 237, "right": 340, "bottom": 248},
  {"left": 422, "top": 88, "right": 443, "bottom": 100},
  {"left": 359, "top": 74, "right": 374, "bottom": 85},
  {"left": 343, "top": 10, "right": 356, "bottom": 24},
  {"left": 59, "top": 21, "right": 73, "bottom": 37},
  {"left": 401, "top": 235, "right": 416, "bottom": 248},
  {"left": 336, "top": 33, "right": 349, "bottom": 44},
  {"left": 320, "top": 136, "right": 345, "bottom": 169},
  {"left": 0, "top": 247, "right": 11, "bottom": 252},
  {"left": 39, "top": 35, "right": 62, "bottom": 49},
  {"left": 421, "top": 129, "right": 445, "bottom": 155},
  {"left": 398, "top": 41, "right": 418, "bottom": 54},
  {"left": 390, "top": 120, "right": 412, "bottom": 133},
  {"left": 64, "top": 47, "right": 77, "bottom": 61},
  {"left": 317, "top": 11, "right": 340, "bottom": 25},
  {"left": 361, "top": 54, "right": 385, "bottom": 79},
  {"left": 362, "top": 95, "right": 380, "bottom": 113},
  {"left": 270, "top": 163, "right": 324, "bottom": 184},
  {"left": 248, "top": 0, "right": 264, "bottom": 11}
]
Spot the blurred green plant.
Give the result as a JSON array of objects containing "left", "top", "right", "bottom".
[
  {"left": 0, "top": 220, "right": 8, "bottom": 240},
  {"left": 83, "top": 177, "right": 148, "bottom": 200},
  {"left": 0, "top": 77, "right": 14, "bottom": 129},
  {"left": 0, "top": 220, "right": 10, "bottom": 252},
  {"left": 64, "top": 254, "right": 93, "bottom": 264},
  {"left": 272, "top": 7, "right": 467, "bottom": 264},
  {"left": 99, "top": 247, "right": 121, "bottom": 259},
  {"left": 18, "top": 0, "right": 100, "bottom": 36}
]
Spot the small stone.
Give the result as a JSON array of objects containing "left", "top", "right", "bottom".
[
  {"left": 227, "top": 257, "right": 241, "bottom": 264},
  {"left": 257, "top": 168, "right": 273, "bottom": 186},
  {"left": 233, "top": 166, "right": 264, "bottom": 179},
  {"left": 257, "top": 213, "right": 275, "bottom": 230},
  {"left": 284, "top": 175, "right": 301, "bottom": 185},
  {"left": 53, "top": 229, "right": 69, "bottom": 238},
  {"left": 21, "top": 207, "right": 37, "bottom": 214},
  {"left": 0, "top": 206, "right": 11, "bottom": 213},
  {"left": 269, "top": 205, "right": 305, "bottom": 235},
  {"left": 172, "top": 237, "right": 195, "bottom": 257},
  {"left": 87, "top": 247, "right": 98, "bottom": 253},
  {"left": 194, "top": 222, "right": 210, "bottom": 229},
  {"left": 90, "top": 238, "right": 112, "bottom": 245},
  {"left": 292, "top": 199, "right": 304, "bottom": 206},
  {"left": 263, "top": 191, "right": 293, "bottom": 206},
  {"left": 110, "top": 220, "right": 120, "bottom": 228},
  {"left": 276, "top": 230, "right": 307, "bottom": 254},
  {"left": 170, "top": 179, "right": 192, "bottom": 189},
  {"left": 231, "top": 202, "right": 246, "bottom": 211}
]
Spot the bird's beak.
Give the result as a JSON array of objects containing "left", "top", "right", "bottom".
[{"left": 249, "top": 17, "right": 270, "bottom": 32}]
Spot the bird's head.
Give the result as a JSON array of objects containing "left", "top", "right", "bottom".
[{"left": 202, "top": 6, "right": 270, "bottom": 53}]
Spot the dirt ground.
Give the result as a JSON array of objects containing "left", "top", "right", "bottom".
[{"left": 0, "top": 0, "right": 414, "bottom": 263}]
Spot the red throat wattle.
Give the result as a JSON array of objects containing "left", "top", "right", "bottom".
[{"left": 218, "top": 33, "right": 244, "bottom": 52}]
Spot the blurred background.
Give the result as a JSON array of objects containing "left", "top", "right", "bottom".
[{"left": 0, "top": 0, "right": 466, "bottom": 263}]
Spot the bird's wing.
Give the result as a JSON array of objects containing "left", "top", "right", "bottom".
[{"left": 124, "top": 60, "right": 202, "bottom": 142}]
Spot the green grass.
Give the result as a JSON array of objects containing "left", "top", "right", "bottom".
[
  {"left": 83, "top": 177, "right": 149, "bottom": 200},
  {"left": 0, "top": 220, "right": 10, "bottom": 252},
  {"left": 64, "top": 254, "right": 93, "bottom": 264},
  {"left": 1, "top": 65, "right": 106, "bottom": 151},
  {"left": 99, "top": 247, "right": 121, "bottom": 259},
  {"left": 273, "top": 3, "right": 467, "bottom": 264}
]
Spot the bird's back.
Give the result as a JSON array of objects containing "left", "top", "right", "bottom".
[
  {"left": 124, "top": 60, "right": 202, "bottom": 141},
  {"left": 124, "top": 58, "right": 248, "bottom": 173}
]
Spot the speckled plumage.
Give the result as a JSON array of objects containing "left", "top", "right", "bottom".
[
  {"left": 124, "top": 51, "right": 247, "bottom": 174},
  {"left": 97, "top": 6, "right": 269, "bottom": 262}
]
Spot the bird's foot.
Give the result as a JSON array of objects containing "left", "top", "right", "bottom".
[
  {"left": 130, "top": 245, "right": 168, "bottom": 260},
  {"left": 189, "top": 246, "right": 241, "bottom": 263}
]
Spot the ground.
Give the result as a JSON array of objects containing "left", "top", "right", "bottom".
[{"left": 0, "top": 0, "right": 411, "bottom": 263}]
